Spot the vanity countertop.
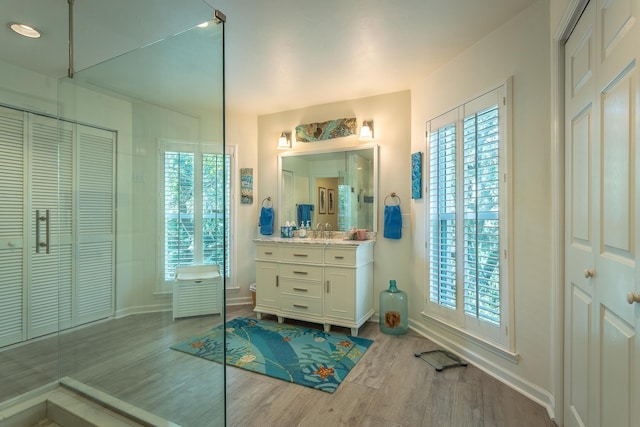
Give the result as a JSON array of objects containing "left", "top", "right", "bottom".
[{"left": 254, "top": 236, "right": 375, "bottom": 246}]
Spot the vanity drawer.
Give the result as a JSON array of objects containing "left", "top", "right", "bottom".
[
  {"left": 280, "top": 296, "right": 323, "bottom": 317},
  {"left": 280, "top": 246, "right": 324, "bottom": 264},
  {"left": 279, "top": 264, "right": 323, "bottom": 281},
  {"left": 280, "top": 280, "right": 323, "bottom": 299},
  {"left": 325, "top": 247, "right": 357, "bottom": 266},
  {"left": 256, "top": 245, "right": 279, "bottom": 260}
]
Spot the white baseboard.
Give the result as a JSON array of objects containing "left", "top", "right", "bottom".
[
  {"left": 114, "top": 304, "right": 171, "bottom": 318},
  {"left": 114, "top": 298, "right": 253, "bottom": 319},
  {"left": 226, "top": 296, "right": 253, "bottom": 307}
]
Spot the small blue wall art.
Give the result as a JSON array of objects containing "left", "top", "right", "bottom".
[
  {"left": 411, "top": 152, "right": 422, "bottom": 199},
  {"left": 240, "top": 168, "right": 253, "bottom": 204}
]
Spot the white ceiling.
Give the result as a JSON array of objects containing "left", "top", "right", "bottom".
[{"left": 1, "top": 0, "right": 537, "bottom": 115}]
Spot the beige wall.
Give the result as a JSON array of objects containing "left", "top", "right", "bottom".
[
  {"left": 550, "top": 0, "right": 574, "bottom": 35},
  {"left": 226, "top": 110, "right": 259, "bottom": 305},
  {"left": 411, "top": 0, "right": 555, "bottom": 416}
]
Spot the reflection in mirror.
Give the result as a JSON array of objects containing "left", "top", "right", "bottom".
[{"left": 279, "top": 144, "right": 377, "bottom": 232}]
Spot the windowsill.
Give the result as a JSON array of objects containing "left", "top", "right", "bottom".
[{"left": 420, "top": 311, "right": 520, "bottom": 364}]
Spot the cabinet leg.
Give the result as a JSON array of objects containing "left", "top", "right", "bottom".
[
  {"left": 350, "top": 327, "right": 358, "bottom": 336},
  {"left": 324, "top": 324, "right": 331, "bottom": 333},
  {"left": 278, "top": 316, "right": 284, "bottom": 323},
  {"left": 256, "top": 312, "right": 262, "bottom": 320}
]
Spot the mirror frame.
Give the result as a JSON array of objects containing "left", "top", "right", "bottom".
[{"left": 277, "top": 143, "right": 379, "bottom": 232}]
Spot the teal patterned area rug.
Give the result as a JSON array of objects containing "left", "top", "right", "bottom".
[{"left": 171, "top": 317, "right": 373, "bottom": 393}]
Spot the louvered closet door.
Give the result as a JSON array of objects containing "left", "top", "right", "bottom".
[
  {"left": 75, "top": 124, "right": 115, "bottom": 325},
  {"left": 0, "top": 107, "right": 26, "bottom": 347},
  {"left": 28, "top": 114, "right": 73, "bottom": 338},
  {"left": 0, "top": 107, "right": 115, "bottom": 348}
]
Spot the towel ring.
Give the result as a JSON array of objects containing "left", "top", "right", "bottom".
[
  {"left": 384, "top": 192, "right": 401, "bottom": 206},
  {"left": 262, "top": 196, "right": 273, "bottom": 208}
]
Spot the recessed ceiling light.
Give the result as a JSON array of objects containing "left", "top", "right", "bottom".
[{"left": 10, "top": 23, "right": 41, "bottom": 38}]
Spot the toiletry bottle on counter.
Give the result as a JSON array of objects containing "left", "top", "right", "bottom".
[{"left": 299, "top": 222, "right": 306, "bottom": 238}]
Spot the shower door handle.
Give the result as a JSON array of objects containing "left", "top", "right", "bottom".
[{"left": 35, "top": 209, "right": 50, "bottom": 254}]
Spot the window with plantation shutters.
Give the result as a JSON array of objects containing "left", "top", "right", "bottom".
[
  {"left": 161, "top": 142, "right": 232, "bottom": 285},
  {"left": 426, "top": 83, "right": 512, "bottom": 352}
]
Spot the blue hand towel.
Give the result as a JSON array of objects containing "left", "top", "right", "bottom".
[
  {"left": 384, "top": 205, "right": 402, "bottom": 239},
  {"left": 259, "top": 207, "right": 274, "bottom": 235},
  {"left": 297, "top": 204, "right": 314, "bottom": 224}
]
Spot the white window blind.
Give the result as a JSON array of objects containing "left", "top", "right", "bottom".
[
  {"left": 162, "top": 143, "right": 230, "bottom": 283},
  {"left": 462, "top": 106, "right": 500, "bottom": 325},
  {"left": 426, "top": 84, "right": 511, "bottom": 351},
  {"left": 429, "top": 123, "right": 457, "bottom": 310}
]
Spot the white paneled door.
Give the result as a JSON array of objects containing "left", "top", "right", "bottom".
[
  {"left": 564, "top": 1, "right": 640, "bottom": 426},
  {"left": 0, "top": 106, "right": 115, "bottom": 348}
]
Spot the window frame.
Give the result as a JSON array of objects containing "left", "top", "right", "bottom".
[
  {"left": 157, "top": 140, "right": 235, "bottom": 292},
  {"left": 424, "top": 81, "right": 514, "bottom": 356}
]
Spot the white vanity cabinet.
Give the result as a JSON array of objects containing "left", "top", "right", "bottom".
[{"left": 254, "top": 239, "right": 374, "bottom": 336}]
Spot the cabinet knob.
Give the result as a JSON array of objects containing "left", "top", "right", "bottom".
[{"left": 584, "top": 269, "right": 595, "bottom": 278}]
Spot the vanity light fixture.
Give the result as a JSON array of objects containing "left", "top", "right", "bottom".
[
  {"left": 359, "top": 120, "right": 374, "bottom": 141},
  {"left": 277, "top": 131, "right": 292, "bottom": 150},
  {"left": 10, "top": 23, "right": 41, "bottom": 38}
]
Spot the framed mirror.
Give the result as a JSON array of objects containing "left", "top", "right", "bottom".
[{"left": 278, "top": 143, "right": 378, "bottom": 232}]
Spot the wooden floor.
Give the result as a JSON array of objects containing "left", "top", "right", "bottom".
[{"left": 0, "top": 304, "right": 557, "bottom": 427}]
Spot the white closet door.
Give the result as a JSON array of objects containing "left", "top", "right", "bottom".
[
  {"left": 75, "top": 124, "right": 115, "bottom": 325},
  {"left": 0, "top": 106, "right": 115, "bottom": 348},
  {"left": 564, "top": 1, "right": 640, "bottom": 426},
  {"left": 0, "top": 107, "right": 26, "bottom": 347},
  {"left": 28, "top": 114, "right": 73, "bottom": 338}
]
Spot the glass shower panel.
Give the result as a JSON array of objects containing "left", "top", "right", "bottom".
[{"left": 56, "top": 4, "right": 225, "bottom": 427}]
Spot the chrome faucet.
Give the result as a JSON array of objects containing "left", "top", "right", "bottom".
[
  {"left": 316, "top": 223, "right": 325, "bottom": 239},
  {"left": 325, "top": 223, "right": 333, "bottom": 239}
]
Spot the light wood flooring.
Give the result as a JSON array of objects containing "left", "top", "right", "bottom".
[{"left": 0, "top": 304, "right": 557, "bottom": 427}]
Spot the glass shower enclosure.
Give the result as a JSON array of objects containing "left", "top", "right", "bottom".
[{"left": 0, "top": 1, "right": 227, "bottom": 426}]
